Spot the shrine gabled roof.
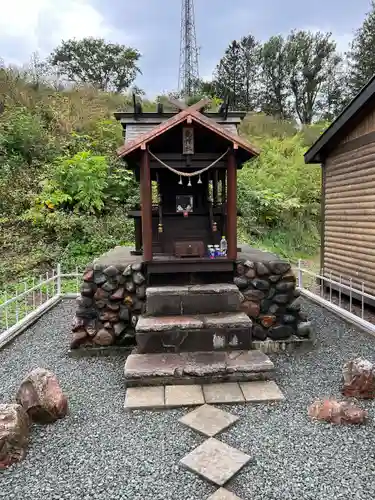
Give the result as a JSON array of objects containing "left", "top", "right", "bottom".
[{"left": 116, "top": 107, "right": 260, "bottom": 159}]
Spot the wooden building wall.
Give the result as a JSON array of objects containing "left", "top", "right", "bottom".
[{"left": 323, "top": 105, "right": 375, "bottom": 295}]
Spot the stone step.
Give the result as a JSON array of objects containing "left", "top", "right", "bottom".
[
  {"left": 146, "top": 283, "right": 242, "bottom": 316},
  {"left": 135, "top": 312, "right": 252, "bottom": 353},
  {"left": 124, "top": 350, "right": 274, "bottom": 387}
]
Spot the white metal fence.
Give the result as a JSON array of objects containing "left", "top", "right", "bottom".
[
  {"left": 0, "top": 265, "right": 81, "bottom": 349},
  {"left": 1, "top": 261, "right": 375, "bottom": 350},
  {"left": 295, "top": 259, "right": 375, "bottom": 337}
]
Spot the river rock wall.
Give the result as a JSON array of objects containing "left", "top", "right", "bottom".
[
  {"left": 235, "top": 259, "right": 312, "bottom": 341},
  {"left": 70, "top": 262, "right": 146, "bottom": 349}
]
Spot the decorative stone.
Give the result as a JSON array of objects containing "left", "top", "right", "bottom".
[
  {"left": 165, "top": 385, "right": 204, "bottom": 407},
  {"left": 80, "top": 283, "right": 96, "bottom": 297},
  {"left": 124, "top": 294, "right": 133, "bottom": 306},
  {"left": 297, "top": 321, "right": 312, "bottom": 338},
  {"left": 179, "top": 404, "right": 239, "bottom": 437},
  {"left": 93, "top": 328, "right": 115, "bottom": 346},
  {"left": 245, "top": 268, "right": 256, "bottom": 279},
  {"left": 95, "top": 300, "right": 107, "bottom": 309},
  {"left": 252, "top": 325, "right": 268, "bottom": 340},
  {"left": 294, "top": 289, "right": 301, "bottom": 298},
  {"left": 133, "top": 271, "right": 145, "bottom": 285},
  {"left": 119, "top": 306, "right": 130, "bottom": 322},
  {"left": 283, "top": 315, "right": 297, "bottom": 324},
  {"left": 276, "top": 281, "right": 295, "bottom": 292},
  {"left": 234, "top": 276, "right": 249, "bottom": 290},
  {"left": 76, "top": 296, "right": 93, "bottom": 308},
  {"left": 85, "top": 319, "right": 97, "bottom": 337},
  {"left": 103, "top": 265, "right": 119, "bottom": 277},
  {"left": 136, "top": 285, "right": 146, "bottom": 299},
  {"left": 94, "top": 287, "right": 109, "bottom": 300},
  {"left": 287, "top": 301, "right": 301, "bottom": 312},
  {"left": 125, "top": 281, "right": 135, "bottom": 292},
  {"left": 202, "top": 383, "right": 245, "bottom": 404},
  {"left": 0, "top": 404, "right": 30, "bottom": 469},
  {"left": 281, "top": 270, "right": 296, "bottom": 281},
  {"left": 113, "top": 322, "right": 127, "bottom": 337},
  {"left": 123, "top": 265, "right": 132, "bottom": 276},
  {"left": 131, "top": 315, "right": 139, "bottom": 328},
  {"left": 70, "top": 329, "right": 87, "bottom": 348},
  {"left": 260, "top": 315, "right": 276, "bottom": 328},
  {"left": 260, "top": 300, "right": 272, "bottom": 314},
  {"left": 72, "top": 316, "right": 85, "bottom": 332},
  {"left": 236, "top": 264, "right": 246, "bottom": 275},
  {"left": 255, "top": 262, "right": 269, "bottom": 276},
  {"left": 110, "top": 288, "right": 125, "bottom": 300},
  {"left": 268, "top": 275, "right": 282, "bottom": 283},
  {"left": 342, "top": 358, "right": 375, "bottom": 399},
  {"left": 266, "top": 288, "right": 276, "bottom": 300},
  {"left": 243, "top": 289, "right": 265, "bottom": 301},
  {"left": 268, "top": 261, "right": 291, "bottom": 275},
  {"left": 83, "top": 269, "right": 94, "bottom": 282},
  {"left": 240, "top": 300, "right": 260, "bottom": 318},
  {"left": 76, "top": 307, "right": 96, "bottom": 319},
  {"left": 93, "top": 263, "right": 104, "bottom": 271},
  {"left": 251, "top": 279, "right": 270, "bottom": 291},
  {"left": 243, "top": 260, "right": 254, "bottom": 268},
  {"left": 102, "top": 281, "right": 118, "bottom": 292},
  {"left": 104, "top": 322, "right": 112, "bottom": 328},
  {"left": 99, "top": 310, "right": 119, "bottom": 322},
  {"left": 132, "top": 262, "right": 143, "bottom": 271},
  {"left": 273, "top": 294, "right": 289, "bottom": 304},
  {"left": 308, "top": 399, "right": 368, "bottom": 425},
  {"left": 268, "top": 325, "right": 294, "bottom": 340},
  {"left": 16, "top": 368, "right": 68, "bottom": 424},
  {"left": 240, "top": 381, "right": 284, "bottom": 402},
  {"left": 107, "top": 302, "right": 120, "bottom": 311},
  {"left": 180, "top": 438, "right": 251, "bottom": 486},
  {"left": 93, "top": 272, "right": 107, "bottom": 285},
  {"left": 268, "top": 304, "right": 279, "bottom": 315}
]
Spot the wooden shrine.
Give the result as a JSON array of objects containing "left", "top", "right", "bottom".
[{"left": 115, "top": 98, "right": 259, "bottom": 283}]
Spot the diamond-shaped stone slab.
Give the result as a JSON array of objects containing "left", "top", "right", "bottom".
[
  {"left": 239, "top": 380, "right": 284, "bottom": 402},
  {"left": 207, "top": 488, "right": 243, "bottom": 500},
  {"left": 180, "top": 437, "right": 251, "bottom": 486},
  {"left": 165, "top": 385, "right": 204, "bottom": 408},
  {"left": 125, "top": 386, "right": 164, "bottom": 410},
  {"left": 203, "top": 383, "right": 245, "bottom": 404},
  {"left": 179, "top": 404, "right": 239, "bottom": 437}
]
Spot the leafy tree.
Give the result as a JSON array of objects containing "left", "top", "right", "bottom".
[
  {"left": 348, "top": 1, "right": 375, "bottom": 95},
  {"left": 50, "top": 37, "right": 141, "bottom": 93},
  {"left": 259, "top": 35, "right": 292, "bottom": 120},
  {"left": 215, "top": 40, "right": 244, "bottom": 108},
  {"left": 238, "top": 35, "right": 261, "bottom": 110},
  {"left": 286, "top": 30, "right": 340, "bottom": 124}
]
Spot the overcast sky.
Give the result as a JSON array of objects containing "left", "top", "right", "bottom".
[{"left": 0, "top": 0, "right": 372, "bottom": 97}]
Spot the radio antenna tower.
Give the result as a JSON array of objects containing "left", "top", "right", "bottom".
[{"left": 178, "top": 0, "right": 200, "bottom": 97}]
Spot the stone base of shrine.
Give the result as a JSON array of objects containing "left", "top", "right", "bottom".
[
  {"left": 124, "top": 350, "right": 274, "bottom": 387},
  {"left": 252, "top": 335, "right": 316, "bottom": 354}
]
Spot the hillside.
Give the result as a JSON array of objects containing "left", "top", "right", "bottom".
[{"left": 0, "top": 68, "right": 322, "bottom": 287}]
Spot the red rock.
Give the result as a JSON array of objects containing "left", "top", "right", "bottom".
[
  {"left": 0, "top": 404, "right": 30, "bottom": 469},
  {"left": 110, "top": 288, "right": 125, "bottom": 300},
  {"left": 16, "top": 368, "right": 68, "bottom": 424},
  {"left": 342, "top": 358, "right": 375, "bottom": 399},
  {"left": 94, "top": 287, "right": 109, "bottom": 301},
  {"left": 93, "top": 328, "right": 115, "bottom": 346},
  {"left": 260, "top": 315, "right": 276, "bottom": 328},
  {"left": 70, "top": 329, "right": 87, "bottom": 348},
  {"left": 240, "top": 300, "right": 260, "bottom": 318},
  {"left": 99, "top": 310, "right": 119, "bottom": 322},
  {"left": 83, "top": 269, "right": 94, "bottom": 282},
  {"left": 308, "top": 399, "right": 367, "bottom": 425}
]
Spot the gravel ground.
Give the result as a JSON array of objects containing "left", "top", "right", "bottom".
[{"left": 1, "top": 300, "right": 375, "bottom": 500}]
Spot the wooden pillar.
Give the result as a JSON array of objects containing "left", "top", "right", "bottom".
[
  {"left": 213, "top": 170, "right": 218, "bottom": 206},
  {"left": 140, "top": 149, "right": 153, "bottom": 261},
  {"left": 226, "top": 150, "right": 237, "bottom": 260}
]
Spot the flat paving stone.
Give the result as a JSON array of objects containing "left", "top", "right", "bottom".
[
  {"left": 179, "top": 404, "right": 239, "bottom": 437},
  {"left": 124, "top": 386, "right": 165, "bottom": 410},
  {"left": 180, "top": 437, "right": 251, "bottom": 486},
  {"left": 239, "top": 380, "right": 285, "bottom": 402},
  {"left": 226, "top": 350, "right": 274, "bottom": 373},
  {"left": 202, "top": 383, "right": 245, "bottom": 404},
  {"left": 165, "top": 385, "right": 204, "bottom": 408},
  {"left": 207, "top": 488, "right": 243, "bottom": 500}
]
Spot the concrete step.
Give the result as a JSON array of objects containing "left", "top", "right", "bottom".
[
  {"left": 146, "top": 283, "right": 242, "bottom": 316},
  {"left": 135, "top": 312, "right": 252, "bottom": 354},
  {"left": 124, "top": 350, "right": 274, "bottom": 387}
]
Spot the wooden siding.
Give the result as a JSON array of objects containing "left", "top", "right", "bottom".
[
  {"left": 342, "top": 105, "right": 375, "bottom": 143},
  {"left": 324, "top": 140, "right": 375, "bottom": 295}
]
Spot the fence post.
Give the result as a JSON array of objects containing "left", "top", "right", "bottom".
[
  {"left": 297, "top": 259, "right": 303, "bottom": 288},
  {"left": 56, "top": 264, "right": 62, "bottom": 296}
]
